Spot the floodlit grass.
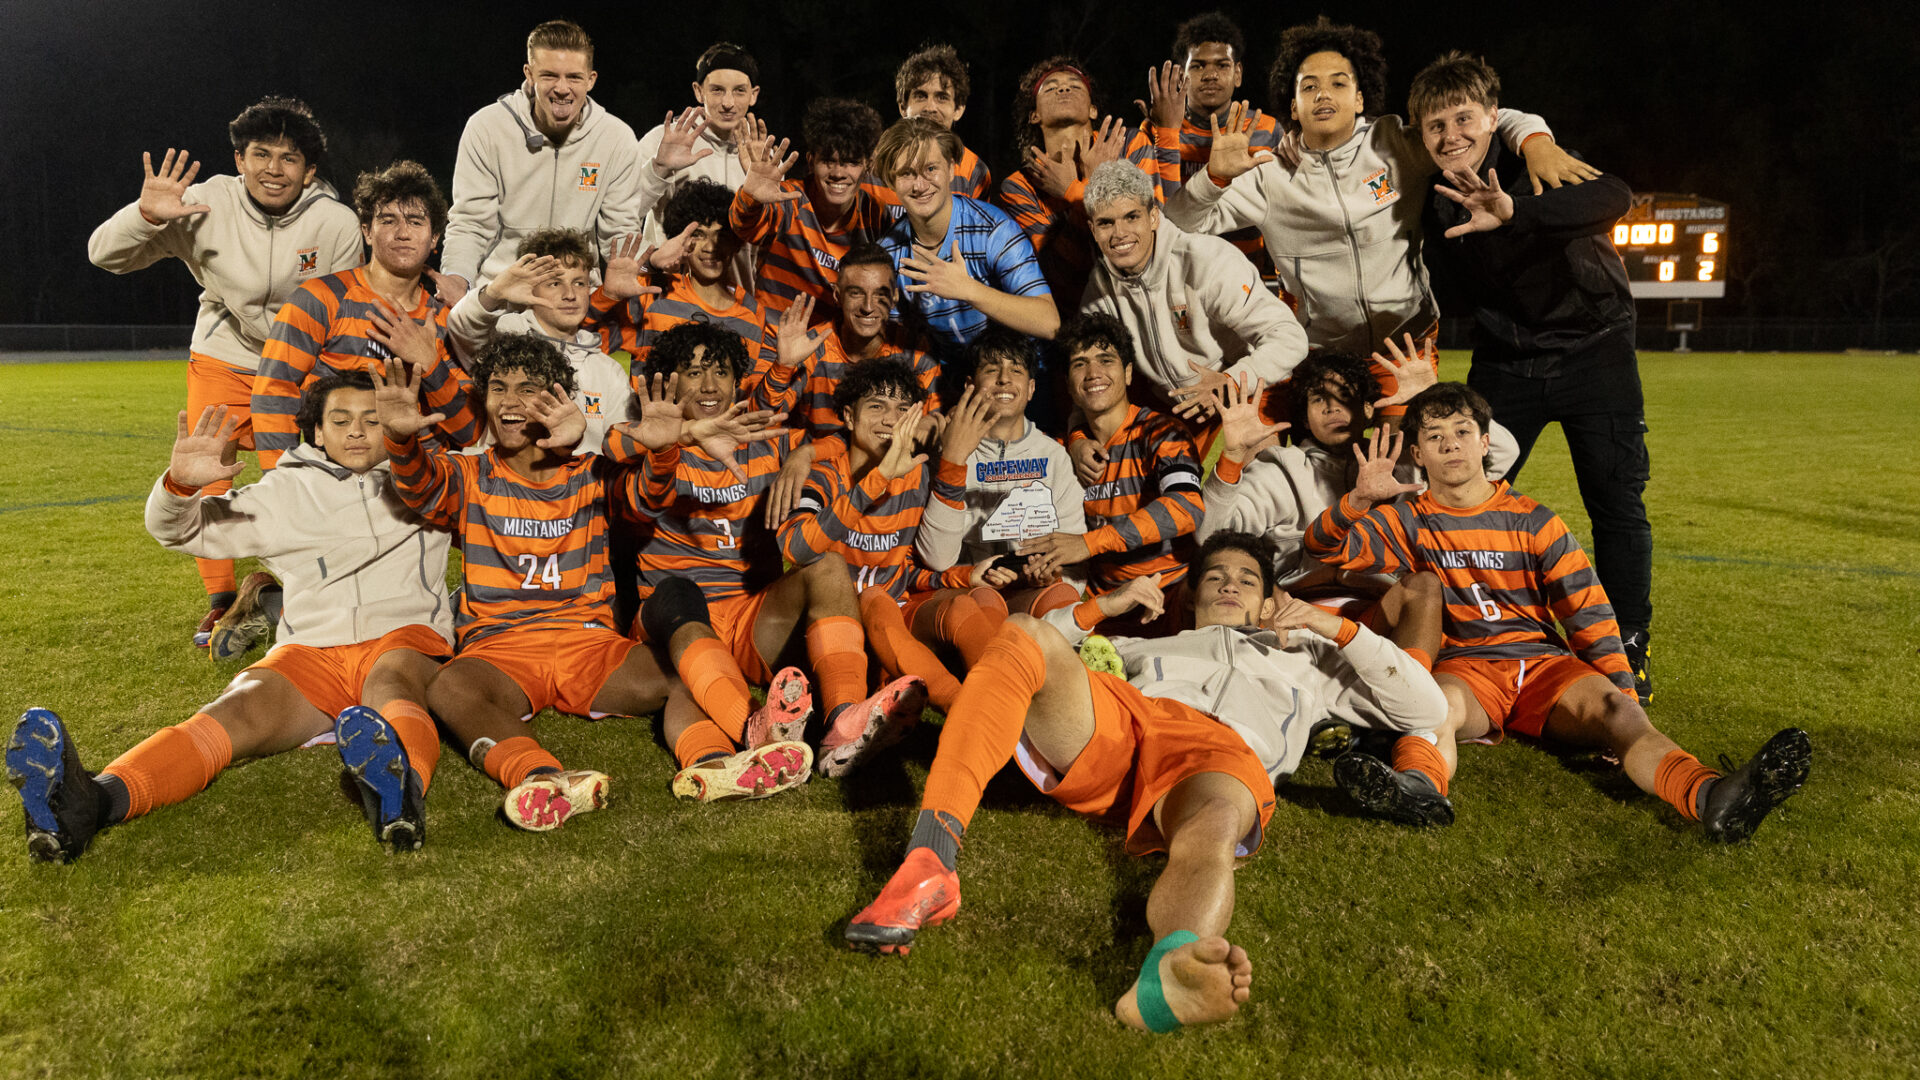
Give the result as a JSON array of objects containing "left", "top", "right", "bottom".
[{"left": 0, "top": 353, "right": 1916, "bottom": 1079}]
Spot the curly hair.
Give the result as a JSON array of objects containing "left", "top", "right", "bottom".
[
  {"left": 351, "top": 160, "right": 448, "bottom": 236},
  {"left": 896, "top": 43, "right": 971, "bottom": 111},
  {"left": 1268, "top": 17, "right": 1388, "bottom": 130},
  {"left": 661, "top": 178, "right": 735, "bottom": 237},
  {"left": 642, "top": 321, "right": 750, "bottom": 386},
  {"left": 296, "top": 371, "right": 374, "bottom": 443},
  {"left": 470, "top": 332, "right": 578, "bottom": 399},
  {"left": 1285, "top": 351, "right": 1378, "bottom": 443},
  {"left": 1012, "top": 55, "right": 1099, "bottom": 157},
  {"left": 1172, "top": 12, "right": 1244, "bottom": 63},
  {"left": 1057, "top": 312, "right": 1136, "bottom": 371},
  {"left": 1407, "top": 51, "right": 1501, "bottom": 126},
  {"left": 516, "top": 227, "right": 594, "bottom": 267},
  {"left": 1189, "top": 530, "right": 1281, "bottom": 598},
  {"left": 803, "top": 97, "right": 885, "bottom": 165},
  {"left": 833, "top": 356, "right": 926, "bottom": 417},
  {"left": 1083, "top": 159, "right": 1157, "bottom": 218},
  {"left": 1403, "top": 381, "right": 1494, "bottom": 472},
  {"left": 229, "top": 95, "right": 327, "bottom": 168}
]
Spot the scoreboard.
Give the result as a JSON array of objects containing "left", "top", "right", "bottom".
[{"left": 1612, "top": 192, "right": 1728, "bottom": 299}]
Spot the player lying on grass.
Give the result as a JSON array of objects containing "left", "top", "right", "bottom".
[
  {"left": 610, "top": 320, "right": 923, "bottom": 791},
  {"left": 845, "top": 530, "right": 1454, "bottom": 1032},
  {"left": 7, "top": 377, "right": 452, "bottom": 860},
  {"left": 374, "top": 333, "right": 749, "bottom": 830},
  {"left": 1306, "top": 383, "right": 1811, "bottom": 840}
]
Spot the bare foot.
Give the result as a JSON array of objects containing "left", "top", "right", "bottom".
[{"left": 1114, "top": 935, "right": 1253, "bottom": 1031}]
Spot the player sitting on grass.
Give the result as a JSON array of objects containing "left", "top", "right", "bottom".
[
  {"left": 611, "top": 320, "right": 914, "bottom": 795},
  {"left": 1305, "top": 383, "right": 1811, "bottom": 840},
  {"left": 845, "top": 530, "right": 1452, "bottom": 1032},
  {"left": 374, "top": 334, "right": 708, "bottom": 831},
  {"left": 7, "top": 377, "right": 453, "bottom": 860}
]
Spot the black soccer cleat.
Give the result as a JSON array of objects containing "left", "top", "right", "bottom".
[
  {"left": 335, "top": 706, "right": 426, "bottom": 852},
  {"left": 1335, "top": 750, "right": 1455, "bottom": 827},
  {"left": 1700, "top": 728, "right": 1811, "bottom": 843},
  {"left": 6, "top": 708, "right": 107, "bottom": 862},
  {"left": 1621, "top": 630, "right": 1652, "bottom": 706}
]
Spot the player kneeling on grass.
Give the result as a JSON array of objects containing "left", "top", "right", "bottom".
[
  {"left": 374, "top": 334, "right": 697, "bottom": 831},
  {"left": 7, "top": 376, "right": 453, "bottom": 859},
  {"left": 1305, "top": 383, "right": 1811, "bottom": 841},
  {"left": 845, "top": 531, "right": 1452, "bottom": 1032}
]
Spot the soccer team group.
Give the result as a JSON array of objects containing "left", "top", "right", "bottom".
[{"left": 11, "top": 12, "right": 1813, "bottom": 1032}]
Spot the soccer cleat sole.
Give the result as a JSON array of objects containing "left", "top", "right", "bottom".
[
  {"left": 1077, "top": 635, "right": 1126, "bottom": 679},
  {"left": 7, "top": 709, "right": 85, "bottom": 862},
  {"left": 1335, "top": 751, "right": 1455, "bottom": 827},
  {"left": 335, "top": 706, "right": 423, "bottom": 851},
  {"left": 744, "top": 667, "right": 813, "bottom": 749},
  {"left": 1704, "top": 728, "right": 1811, "bottom": 844},
  {"left": 672, "top": 742, "right": 812, "bottom": 803},
  {"left": 505, "top": 770, "right": 609, "bottom": 832},
  {"left": 817, "top": 677, "right": 926, "bottom": 779}
]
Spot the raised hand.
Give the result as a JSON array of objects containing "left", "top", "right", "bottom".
[
  {"left": 1017, "top": 530, "right": 1092, "bottom": 579},
  {"left": 602, "top": 234, "right": 663, "bottom": 303},
  {"left": 765, "top": 440, "right": 817, "bottom": 528},
  {"left": 1079, "top": 116, "right": 1130, "bottom": 176},
  {"left": 367, "top": 299, "right": 441, "bottom": 373},
  {"left": 1217, "top": 376, "right": 1289, "bottom": 462},
  {"left": 737, "top": 114, "right": 804, "bottom": 204},
  {"left": 939, "top": 383, "right": 997, "bottom": 465},
  {"left": 138, "top": 149, "right": 211, "bottom": 224},
  {"left": 482, "top": 253, "right": 562, "bottom": 309},
  {"left": 168, "top": 405, "right": 245, "bottom": 489},
  {"left": 1371, "top": 333, "right": 1438, "bottom": 410},
  {"left": 368, "top": 355, "right": 446, "bottom": 441},
  {"left": 528, "top": 383, "right": 586, "bottom": 451},
  {"left": 1349, "top": 427, "right": 1421, "bottom": 509},
  {"left": 1436, "top": 168, "right": 1515, "bottom": 237},
  {"left": 1139, "top": 61, "right": 1186, "bottom": 130},
  {"left": 1170, "top": 359, "right": 1235, "bottom": 422},
  {"left": 685, "top": 402, "right": 792, "bottom": 484},
  {"left": 1272, "top": 127, "right": 1304, "bottom": 172},
  {"left": 652, "top": 107, "right": 715, "bottom": 177},
  {"left": 1023, "top": 144, "right": 1080, "bottom": 198},
  {"left": 876, "top": 403, "right": 928, "bottom": 480},
  {"left": 1069, "top": 436, "right": 1108, "bottom": 486},
  {"left": 1519, "top": 137, "right": 1600, "bottom": 195},
  {"left": 1205, "top": 102, "right": 1274, "bottom": 183},
  {"left": 775, "top": 294, "right": 826, "bottom": 369},
  {"left": 647, "top": 221, "right": 699, "bottom": 275},
  {"left": 900, "top": 244, "right": 978, "bottom": 302},
  {"left": 622, "top": 372, "right": 688, "bottom": 453}
]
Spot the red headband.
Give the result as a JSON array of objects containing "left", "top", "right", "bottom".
[{"left": 1032, "top": 65, "right": 1092, "bottom": 102}]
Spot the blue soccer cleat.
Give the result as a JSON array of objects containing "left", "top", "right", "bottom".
[
  {"left": 6, "top": 708, "right": 106, "bottom": 862},
  {"left": 335, "top": 706, "right": 426, "bottom": 852}
]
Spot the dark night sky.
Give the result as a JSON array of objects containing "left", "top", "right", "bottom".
[{"left": 4, "top": 0, "right": 1914, "bottom": 326}]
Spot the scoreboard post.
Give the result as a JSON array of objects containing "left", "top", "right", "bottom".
[{"left": 1613, "top": 193, "right": 1728, "bottom": 300}]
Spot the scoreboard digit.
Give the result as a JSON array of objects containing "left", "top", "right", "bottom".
[{"left": 1613, "top": 193, "right": 1728, "bottom": 299}]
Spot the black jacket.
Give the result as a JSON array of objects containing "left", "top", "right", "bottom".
[{"left": 1423, "top": 138, "right": 1635, "bottom": 361}]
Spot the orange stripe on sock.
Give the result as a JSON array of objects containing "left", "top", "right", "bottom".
[
  {"left": 678, "top": 636, "right": 753, "bottom": 744},
  {"left": 377, "top": 699, "right": 441, "bottom": 791},
  {"left": 100, "top": 712, "right": 234, "bottom": 820},
  {"left": 673, "top": 720, "right": 737, "bottom": 769},
  {"left": 919, "top": 623, "right": 1047, "bottom": 829},
  {"left": 860, "top": 591, "right": 961, "bottom": 710},
  {"left": 482, "top": 735, "right": 563, "bottom": 791},
  {"left": 1391, "top": 735, "right": 1450, "bottom": 797},
  {"left": 1654, "top": 749, "right": 1720, "bottom": 822}
]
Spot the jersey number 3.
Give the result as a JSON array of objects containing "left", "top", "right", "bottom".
[{"left": 517, "top": 553, "right": 563, "bottom": 590}]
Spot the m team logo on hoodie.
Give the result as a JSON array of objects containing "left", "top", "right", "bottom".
[
  {"left": 581, "top": 393, "right": 602, "bottom": 417},
  {"left": 1364, "top": 168, "right": 1398, "bottom": 206},
  {"left": 297, "top": 248, "right": 319, "bottom": 275},
  {"left": 578, "top": 163, "right": 601, "bottom": 191}
]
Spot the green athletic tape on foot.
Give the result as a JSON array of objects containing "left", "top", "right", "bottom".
[{"left": 1136, "top": 930, "right": 1200, "bottom": 1033}]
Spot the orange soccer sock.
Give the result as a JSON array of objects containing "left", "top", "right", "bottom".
[
  {"left": 1654, "top": 749, "right": 1720, "bottom": 821},
  {"left": 377, "top": 699, "right": 441, "bottom": 792},
  {"left": 1019, "top": 581, "right": 1081, "bottom": 617},
  {"left": 673, "top": 720, "right": 738, "bottom": 769},
  {"left": 481, "top": 735, "right": 564, "bottom": 791},
  {"left": 932, "top": 593, "right": 1004, "bottom": 666},
  {"left": 1404, "top": 647, "right": 1434, "bottom": 672},
  {"left": 100, "top": 712, "right": 234, "bottom": 820},
  {"left": 808, "top": 614, "right": 874, "bottom": 717},
  {"left": 676, "top": 637, "right": 754, "bottom": 744},
  {"left": 1392, "top": 735, "right": 1451, "bottom": 797},
  {"left": 863, "top": 591, "right": 964, "bottom": 710},
  {"left": 918, "top": 623, "right": 1048, "bottom": 830}
]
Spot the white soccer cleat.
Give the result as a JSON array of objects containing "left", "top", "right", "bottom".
[{"left": 504, "top": 769, "right": 609, "bottom": 831}]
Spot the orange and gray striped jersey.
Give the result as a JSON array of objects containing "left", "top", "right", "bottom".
[
  {"left": 953, "top": 144, "right": 993, "bottom": 199},
  {"left": 384, "top": 432, "right": 641, "bottom": 649},
  {"left": 751, "top": 319, "right": 941, "bottom": 444},
  {"left": 602, "top": 425, "right": 796, "bottom": 602},
  {"left": 255, "top": 268, "right": 477, "bottom": 469},
  {"left": 585, "top": 274, "right": 769, "bottom": 377},
  {"left": 1077, "top": 405, "right": 1205, "bottom": 592},
  {"left": 729, "top": 180, "right": 902, "bottom": 318},
  {"left": 1304, "top": 482, "right": 1635, "bottom": 694},
  {"left": 778, "top": 453, "right": 938, "bottom": 600},
  {"left": 1154, "top": 110, "right": 1281, "bottom": 273},
  {"left": 997, "top": 126, "right": 1173, "bottom": 311}
]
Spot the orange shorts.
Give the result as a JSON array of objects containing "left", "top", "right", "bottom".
[
  {"left": 631, "top": 589, "right": 775, "bottom": 683},
  {"left": 250, "top": 623, "right": 450, "bottom": 718},
  {"left": 1013, "top": 672, "right": 1276, "bottom": 857},
  {"left": 456, "top": 625, "right": 638, "bottom": 718},
  {"left": 187, "top": 352, "right": 257, "bottom": 451},
  {"left": 1434, "top": 653, "right": 1608, "bottom": 738}
]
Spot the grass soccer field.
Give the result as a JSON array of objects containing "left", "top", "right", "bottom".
[{"left": 0, "top": 351, "right": 1916, "bottom": 1078}]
